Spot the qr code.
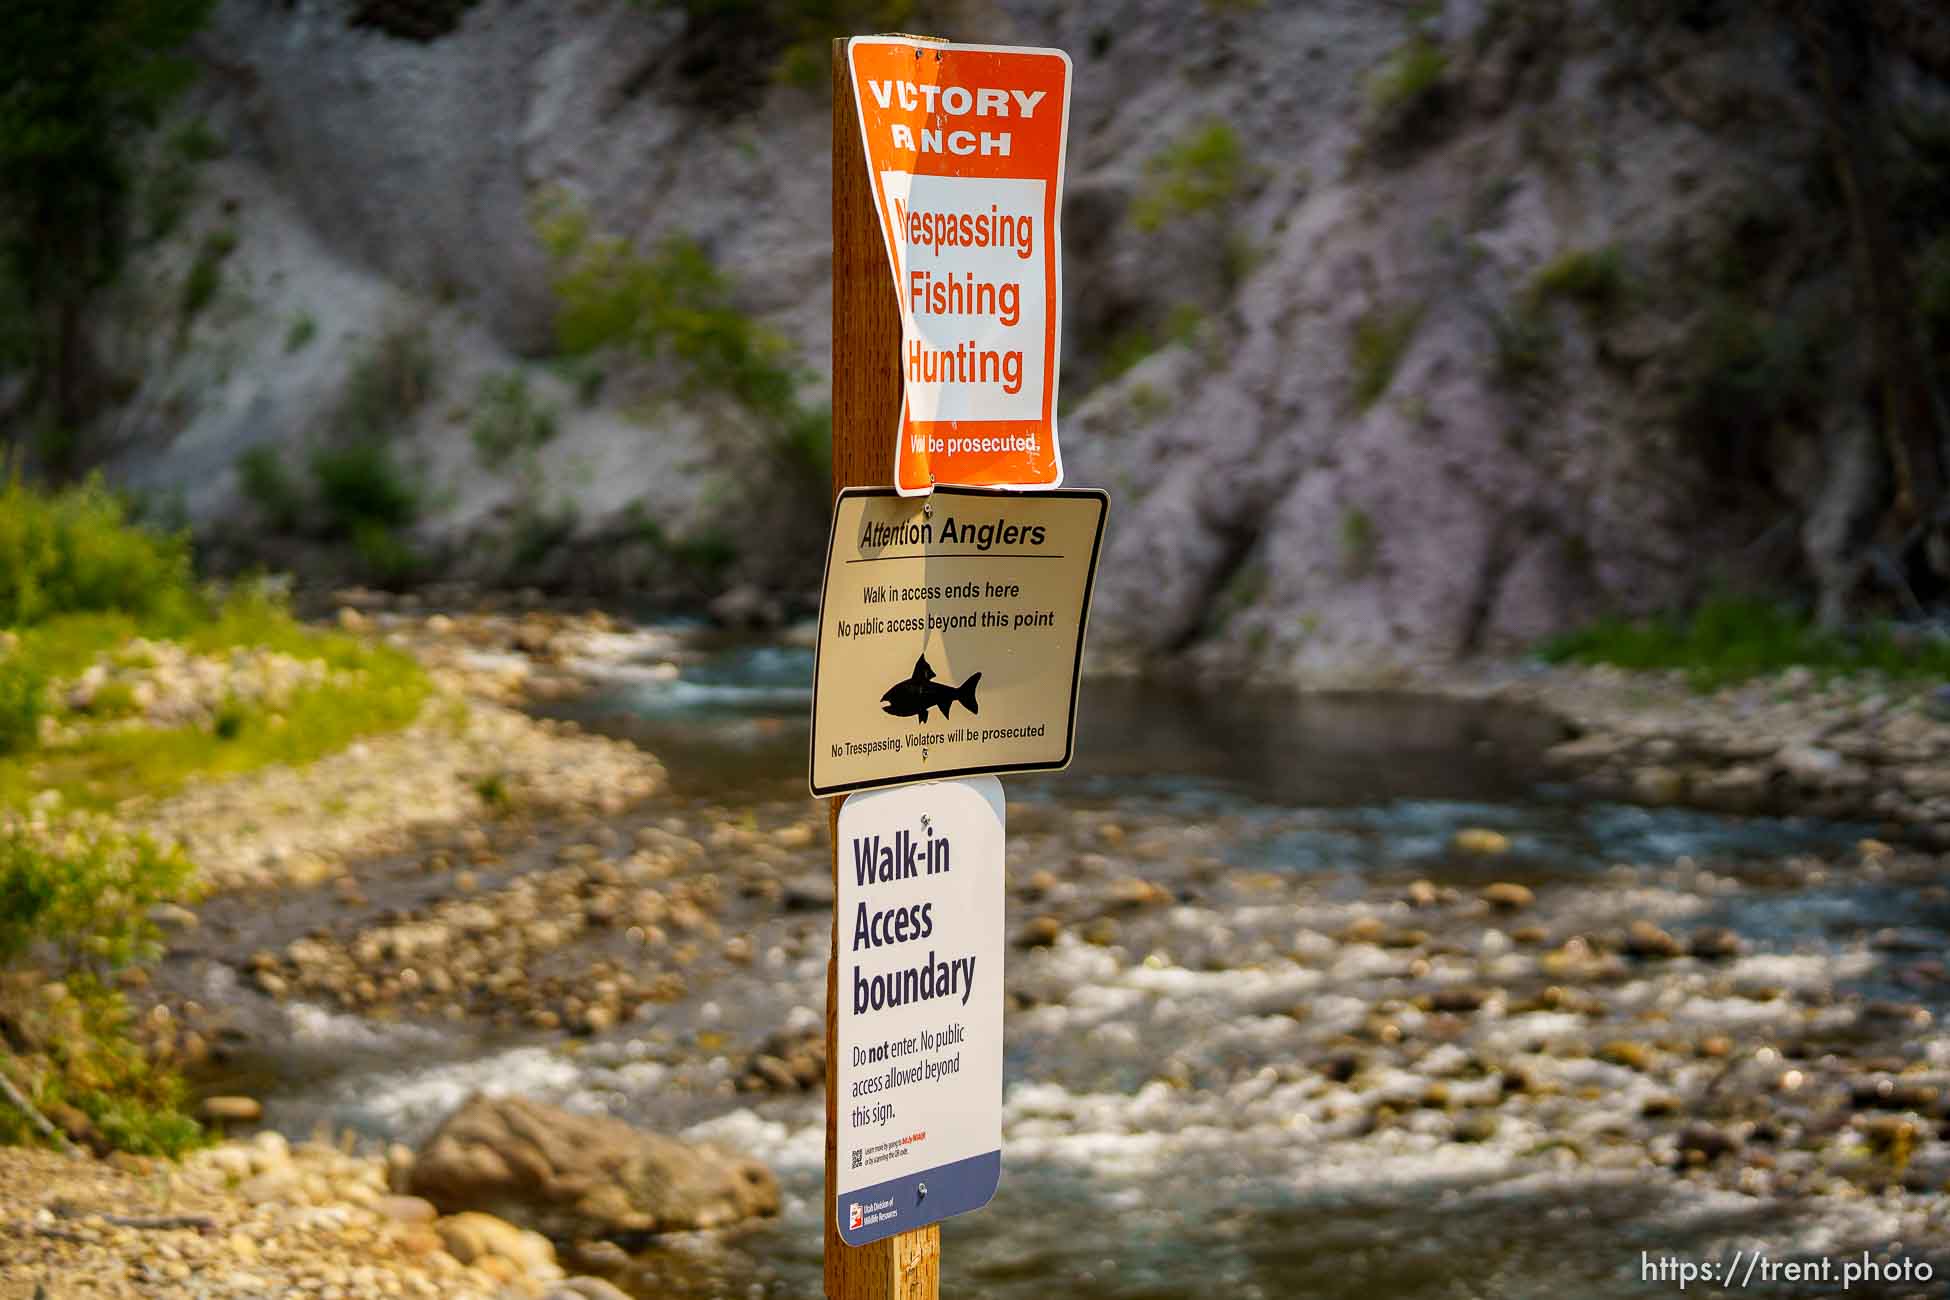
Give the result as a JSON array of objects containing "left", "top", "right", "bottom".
[{"left": 851, "top": 1149, "right": 864, "bottom": 1170}]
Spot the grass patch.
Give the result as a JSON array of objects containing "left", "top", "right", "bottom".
[
  {"left": 284, "top": 311, "right": 318, "bottom": 354},
  {"left": 1340, "top": 506, "right": 1378, "bottom": 576},
  {"left": 1528, "top": 246, "right": 1626, "bottom": 319},
  {"left": 1362, "top": 32, "right": 1450, "bottom": 158},
  {"left": 0, "top": 493, "right": 432, "bottom": 812},
  {"left": 1350, "top": 303, "right": 1424, "bottom": 410},
  {"left": 0, "top": 659, "right": 45, "bottom": 756},
  {"left": 1098, "top": 306, "right": 1205, "bottom": 385},
  {"left": 1134, "top": 122, "right": 1249, "bottom": 233},
  {"left": 1539, "top": 596, "right": 1950, "bottom": 691},
  {"left": 0, "top": 612, "right": 428, "bottom": 813}
]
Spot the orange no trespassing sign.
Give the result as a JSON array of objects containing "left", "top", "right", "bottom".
[{"left": 847, "top": 36, "right": 1073, "bottom": 496}]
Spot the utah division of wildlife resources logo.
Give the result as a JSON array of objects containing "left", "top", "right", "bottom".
[{"left": 849, "top": 1202, "right": 865, "bottom": 1231}]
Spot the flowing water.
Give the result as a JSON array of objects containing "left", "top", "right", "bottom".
[{"left": 185, "top": 637, "right": 1950, "bottom": 1298}]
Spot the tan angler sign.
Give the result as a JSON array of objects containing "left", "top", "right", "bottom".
[{"left": 809, "top": 486, "right": 1107, "bottom": 797}]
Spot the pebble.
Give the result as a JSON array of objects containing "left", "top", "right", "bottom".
[
  {"left": 546, "top": 1280, "right": 634, "bottom": 1300},
  {"left": 1016, "top": 916, "right": 1063, "bottom": 947},
  {"left": 201, "top": 1096, "right": 264, "bottom": 1124},
  {"left": 1480, "top": 882, "right": 1534, "bottom": 911},
  {"left": 1687, "top": 927, "right": 1744, "bottom": 961},
  {"left": 1678, "top": 1124, "right": 1739, "bottom": 1163},
  {"left": 1622, "top": 920, "right": 1683, "bottom": 960},
  {"left": 1452, "top": 828, "right": 1510, "bottom": 856}
]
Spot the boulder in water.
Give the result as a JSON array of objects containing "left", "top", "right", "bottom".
[{"left": 408, "top": 1095, "right": 779, "bottom": 1242}]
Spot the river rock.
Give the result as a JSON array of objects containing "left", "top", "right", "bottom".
[
  {"left": 435, "top": 1210, "right": 557, "bottom": 1273},
  {"left": 200, "top": 1096, "right": 264, "bottom": 1124},
  {"left": 1687, "top": 927, "right": 1745, "bottom": 961},
  {"left": 1774, "top": 744, "right": 1842, "bottom": 781},
  {"left": 545, "top": 1281, "right": 634, "bottom": 1300},
  {"left": 408, "top": 1095, "right": 779, "bottom": 1241},
  {"left": 1016, "top": 915, "right": 1063, "bottom": 947},
  {"left": 1632, "top": 765, "right": 1685, "bottom": 804},
  {"left": 1678, "top": 1124, "right": 1739, "bottom": 1164},
  {"left": 1452, "top": 828, "right": 1510, "bottom": 856},
  {"left": 781, "top": 874, "right": 835, "bottom": 910},
  {"left": 1481, "top": 882, "right": 1534, "bottom": 911},
  {"left": 1928, "top": 685, "right": 1950, "bottom": 722},
  {"left": 1623, "top": 920, "right": 1683, "bottom": 960}
]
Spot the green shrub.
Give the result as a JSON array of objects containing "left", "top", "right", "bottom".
[
  {"left": 1340, "top": 506, "right": 1377, "bottom": 576},
  {"left": 1134, "top": 122, "right": 1249, "bottom": 232},
  {"left": 177, "top": 227, "right": 237, "bottom": 327},
  {"left": 1679, "top": 297, "right": 1823, "bottom": 452},
  {"left": 1539, "top": 595, "right": 1950, "bottom": 691},
  {"left": 1363, "top": 33, "right": 1450, "bottom": 154},
  {"left": 0, "top": 475, "right": 194, "bottom": 630},
  {"left": 1098, "top": 306, "right": 1206, "bottom": 383},
  {"left": 351, "top": 521, "right": 422, "bottom": 584},
  {"left": 534, "top": 191, "right": 825, "bottom": 490},
  {"left": 335, "top": 324, "right": 437, "bottom": 439},
  {"left": 235, "top": 445, "right": 304, "bottom": 531},
  {"left": 1529, "top": 246, "right": 1626, "bottom": 318},
  {"left": 470, "top": 371, "right": 560, "bottom": 469},
  {"left": 284, "top": 311, "right": 318, "bottom": 353},
  {"left": 0, "top": 823, "right": 195, "bottom": 969},
  {"left": 1349, "top": 303, "right": 1424, "bottom": 409},
  {"left": 0, "top": 974, "right": 203, "bottom": 1158},
  {"left": 310, "top": 441, "right": 418, "bottom": 536},
  {"left": 0, "top": 660, "right": 45, "bottom": 756}
]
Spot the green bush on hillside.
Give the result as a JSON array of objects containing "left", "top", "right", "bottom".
[
  {"left": 310, "top": 441, "right": 419, "bottom": 535},
  {"left": 1350, "top": 303, "right": 1425, "bottom": 409},
  {"left": 1529, "top": 246, "right": 1627, "bottom": 319},
  {"left": 0, "top": 660, "right": 45, "bottom": 756},
  {"left": 0, "top": 475, "right": 194, "bottom": 629},
  {"left": 1134, "top": 122, "right": 1249, "bottom": 232},
  {"left": 533, "top": 191, "right": 829, "bottom": 494},
  {"left": 471, "top": 371, "right": 560, "bottom": 469}
]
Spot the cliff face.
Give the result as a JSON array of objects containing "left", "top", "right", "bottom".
[{"left": 94, "top": 0, "right": 1950, "bottom": 676}]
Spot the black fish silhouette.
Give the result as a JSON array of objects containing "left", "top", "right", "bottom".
[{"left": 880, "top": 655, "right": 980, "bottom": 723}]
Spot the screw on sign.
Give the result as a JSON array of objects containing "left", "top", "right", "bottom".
[{"left": 846, "top": 36, "right": 1073, "bottom": 495}]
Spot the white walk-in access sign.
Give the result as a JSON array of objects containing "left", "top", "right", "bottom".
[{"left": 834, "top": 776, "right": 1005, "bottom": 1246}]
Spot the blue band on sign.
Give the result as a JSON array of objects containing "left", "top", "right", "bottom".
[{"left": 836, "top": 1148, "right": 1002, "bottom": 1246}]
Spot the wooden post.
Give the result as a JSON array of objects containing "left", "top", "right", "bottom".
[{"left": 826, "top": 34, "right": 942, "bottom": 1300}]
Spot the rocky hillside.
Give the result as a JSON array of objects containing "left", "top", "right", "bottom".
[{"left": 66, "top": 0, "right": 1950, "bottom": 676}]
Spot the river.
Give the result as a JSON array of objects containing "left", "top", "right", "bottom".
[{"left": 169, "top": 635, "right": 1950, "bottom": 1298}]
